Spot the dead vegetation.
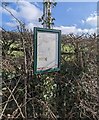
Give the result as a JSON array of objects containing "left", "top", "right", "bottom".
[{"left": 1, "top": 29, "right": 99, "bottom": 119}]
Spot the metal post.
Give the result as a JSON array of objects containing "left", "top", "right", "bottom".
[
  {"left": 39, "top": 0, "right": 56, "bottom": 29},
  {"left": 43, "top": 0, "right": 46, "bottom": 28},
  {"left": 43, "top": 0, "right": 51, "bottom": 29}
]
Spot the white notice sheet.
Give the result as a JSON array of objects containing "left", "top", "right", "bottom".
[{"left": 37, "top": 32, "right": 58, "bottom": 71}]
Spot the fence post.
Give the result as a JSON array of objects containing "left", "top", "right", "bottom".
[{"left": 55, "top": 72, "right": 65, "bottom": 119}]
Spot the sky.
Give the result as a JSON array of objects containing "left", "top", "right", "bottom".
[{"left": 0, "top": 1, "right": 98, "bottom": 34}]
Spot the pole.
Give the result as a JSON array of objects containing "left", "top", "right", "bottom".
[
  {"left": 43, "top": 0, "right": 51, "bottom": 29},
  {"left": 39, "top": 0, "right": 56, "bottom": 29}
]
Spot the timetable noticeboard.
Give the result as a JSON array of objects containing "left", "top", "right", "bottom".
[{"left": 34, "top": 27, "right": 61, "bottom": 74}]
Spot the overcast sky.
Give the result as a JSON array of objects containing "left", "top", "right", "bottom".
[{"left": 1, "top": 1, "right": 98, "bottom": 34}]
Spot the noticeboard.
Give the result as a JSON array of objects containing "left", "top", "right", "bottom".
[{"left": 33, "top": 27, "right": 61, "bottom": 74}]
